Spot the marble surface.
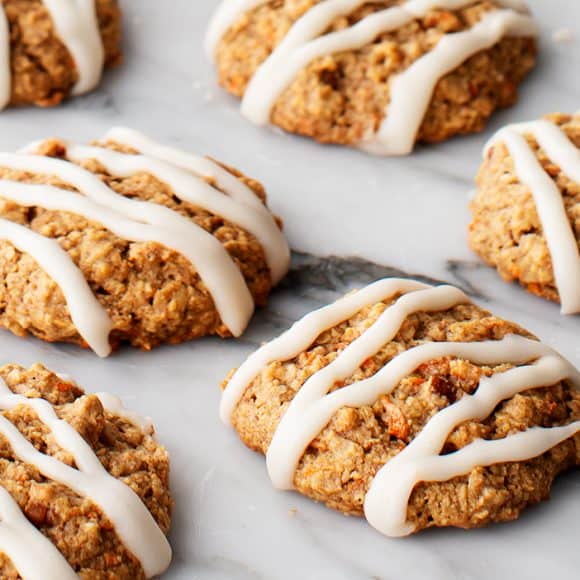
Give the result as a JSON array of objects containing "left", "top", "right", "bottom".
[{"left": 0, "top": 0, "right": 579, "bottom": 578}]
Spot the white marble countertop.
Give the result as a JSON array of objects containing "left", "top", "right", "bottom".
[{"left": 0, "top": 1, "right": 578, "bottom": 578}]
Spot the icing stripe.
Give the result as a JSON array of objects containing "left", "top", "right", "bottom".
[
  {"left": 102, "top": 127, "right": 268, "bottom": 213},
  {"left": 362, "top": 9, "right": 537, "bottom": 155},
  {"left": 486, "top": 120, "right": 580, "bottom": 314},
  {"left": 205, "top": 0, "right": 268, "bottom": 61},
  {"left": 365, "top": 352, "right": 580, "bottom": 536},
  {"left": 0, "top": 216, "right": 112, "bottom": 357},
  {"left": 95, "top": 392, "right": 155, "bottom": 434},
  {"left": 266, "top": 284, "right": 470, "bottom": 487},
  {"left": 220, "top": 278, "right": 431, "bottom": 422},
  {"left": 206, "top": 0, "right": 532, "bottom": 58},
  {"left": 240, "top": 0, "right": 373, "bottom": 125},
  {"left": 239, "top": 0, "right": 492, "bottom": 126},
  {"left": 0, "top": 152, "right": 255, "bottom": 338},
  {"left": 65, "top": 142, "right": 290, "bottom": 285},
  {"left": 208, "top": 0, "right": 537, "bottom": 155},
  {"left": 41, "top": 0, "right": 104, "bottom": 95},
  {"left": 0, "top": 5, "right": 9, "bottom": 110},
  {"left": 0, "top": 379, "right": 172, "bottom": 577},
  {"left": 222, "top": 280, "right": 580, "bottom": 537},
  {"left": 52, "top": 374, "right": 151, "bottom": 432},
  {"left": 0, "top": 486, "right": 77, "bottom": 579}
]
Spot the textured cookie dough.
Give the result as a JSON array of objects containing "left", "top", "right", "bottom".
[
  {"left": 213, "top": 0, "right": 537, "bottom": 148},
  {"left": 469, "top": 112, "right": 580, "bottom": 306},
  {"left": 3, "top": 0, "right": 121, "bottom": 108},
  {"left": 223, "top": 293, "right": 580, "bottom": 532},
  {"left": 0, "top": 136, "right": 285, "bottom": 352},
  {"left": 0, "top": 363, "right": 172, "bottom": 578}
]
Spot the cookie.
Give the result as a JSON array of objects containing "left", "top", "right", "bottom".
[
  {"left": 0, "top": 0, "right": 121, "bottom": 110},
  {"left": 469, "top": 112, "right": 580, "bottom": 314},
  {"left": 221, "top": 279, "right": 580, "bottom": 536},
  {"left": 0, "top": 127, "right": 290, "bottom": 356},
  {"left": 206, "top": 0, "right": 538, "bottom": 155},
  {"left": 0, "top": 363, "right": 172, "bottom": 578}
]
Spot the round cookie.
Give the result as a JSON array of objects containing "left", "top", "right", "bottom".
[
  {"left": 0, "top": 127, "right": 290, "bottom": 356},
  {"left": 206, "top": 0, "right": 538, "bottom": 155},
  {"left": 0, "top": 0, "right": 122, "bottom": 110},
  {"left": 469, "top": 112, "right": 580, "bottom": 314},
  {"left": 0, "top": 363, "right": 172, "bottom": 578},
  {"left": 221, "top": 279, "right": 580, "bottom": 536}
]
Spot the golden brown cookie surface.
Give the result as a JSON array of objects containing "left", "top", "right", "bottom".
[
  {"left": 209, "top": 0, "right": 537, "bottom": 153},
  {"left": 221, "top": 280, "right": 580, "bottom": 535},
  {"left": 0, "top": 128, "right": 289, "bottom": 355},
  {"left": 0, "top": 363, "right": 172, "bottom": 579},
  {"left": 1, "top": 0, "right": 121, "bottom": 108},
  {"left": 469, "top": 112, "right": 580, "bottom": 313}
]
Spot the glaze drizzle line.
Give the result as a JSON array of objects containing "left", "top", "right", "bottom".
[
  {"left": 0, "top": 216, "right": 113, "bottom": 357},
  {"left": 0, "top": 7, "right": 9, "bottom": 110},
  {"left": 0, "top": 486, "right": 77, "bottom": 579},
  {"left": 222, "top": 280, "right": 580, "bottom": 537},
  {"left": 486, "top": 118, "right": 580, "bottom": 314},
  {"left": 102, "top": 127, "right": 270, "bottom": 214},
  {"left": 42, "top": 0, "right": 105, "bottom": 95},
  {"left": 0, "top": 153, "right": 253, "bottom": 345},
  {"left": 207, "top": 0, "right": 537, "bottom": 155},
  {"left": 0, "top": 128, "right": 288, "bottom": 353},
  {"left": 0, "top": 0, "right": 104, "bottom": 109},
  {"left": 0, "top": 378, "right": 172, "bottom": 578}
]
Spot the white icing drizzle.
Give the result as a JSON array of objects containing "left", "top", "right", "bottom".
[
  {"left": 222, "top": 280, "right": 580, "bottom": 537},
  {"left": 362, "top": 9, "right": 537, "bottom": 155},
  {"left": 485, "top": 119, "right": 580, "bottom": 314},
  {"left": 0, "top": 5, "right": 10, "bottom": 110},
  {"left": 0, "top": 216, "right": 112, "bottom": 357},
  {"left": 0, "top": 136, "right": 276, "bottom": 341},
  {"left": 55, "top": 373, "right": 154, "bottom": 435},
  {"left": 95, "top": 392, "right": 155, "bottom": 434},
  {"left": 42, "top": 0, "right": 104, "bottom": 95},
  {"left": 365, "top": 352, "right": 580, "bottom": 536},
  {"left": 0, "top": 486, "right": 77, "bottom": 579},
  {"left": 207, "top": 0, "right": 537, "bottom": 155},
  {"left": 0, "top": 378, "right": 172, "bottom": 577},
  {"left": 102, "top": 127, "right": 269, "bottom": 213},
  {"left": 64, "top": 140, "right": 290, "bottom": 285},
  {"left": 205, "top": 0, "right": 268, "bottom": 61},
  {"left": 220, "top": 278, "right": 432, "bottom": 422},
  {"left": 0, "top": 0, "right": 104, "bottom": 111}
]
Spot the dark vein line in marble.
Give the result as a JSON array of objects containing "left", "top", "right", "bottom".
[
  {"left": 280, "top": 251, "right": 448, "bottom": 294},
  {"left": 444, "top": 259, "right": 487, "bottom": 300}
]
